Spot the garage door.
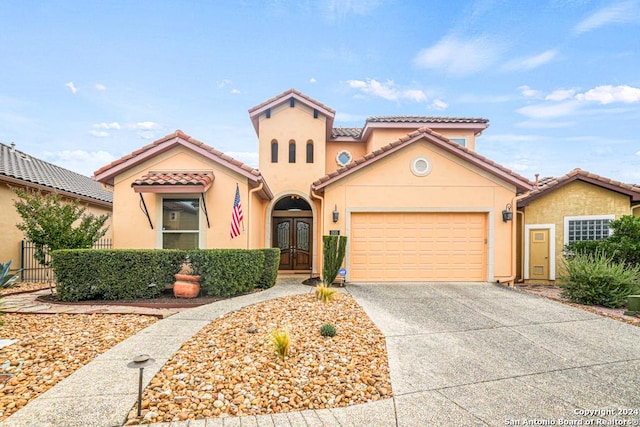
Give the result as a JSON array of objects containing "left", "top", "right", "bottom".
[{"left": 350, "top": 212, "right": 486, "bottom": 282}]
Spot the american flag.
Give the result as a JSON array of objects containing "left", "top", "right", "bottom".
[{"left": 230, "top": 184, "right": 244, "bottom": 239}]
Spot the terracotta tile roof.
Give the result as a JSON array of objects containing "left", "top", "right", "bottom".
[
  {"left": 0, "top": 142, "right": 113, "bottom": 204},
  {"left": 248, "top": 88, "right": 336, "bottom": 115},
  {"left": 94, "top": 130, "right": 273, "bottom": 200},
  {"left": 519, "top": 168, "right": 640, "bottom": 207},
  {"left": 132, "top": 172, "right": 214, "bottom": 188},
  {"left": 331, "top": 117, "right": 489, "bottom": 140},
  {"left": 366, "top": 116, "right": 489, "bottom": 124},
  {"left": 312, "top": 127, "right": 532, "bottom": 192},
  {"left": 331, "top": 127, "right": 363, "bottom": 138}
]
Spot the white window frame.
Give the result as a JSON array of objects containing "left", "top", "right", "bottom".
[
  {"left": 156, "top": 195, "right": 204, "bottom": 249},
  {"left": 563, "top": 215, "right": 614, "bottom": 246},
  {"left": 449, "top": 137, "right": 467, "bottom": 147}
]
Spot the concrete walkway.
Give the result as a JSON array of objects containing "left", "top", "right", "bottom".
[{"left": 3, "top": 280, "right": 640, "bottom": 426}]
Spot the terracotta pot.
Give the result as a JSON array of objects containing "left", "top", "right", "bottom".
[{"left": 173, "top": 274, "right": 201, "bottom": 298}]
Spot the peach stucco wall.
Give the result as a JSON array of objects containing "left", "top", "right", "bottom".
[
  {"left": 320, "top": 139, "right": 517, "bottom": 282},
  {"left": 521, "top": 180, "right": 633, "bottom": 280},
  {"left": 257, "top": 102, "right": 327, "bottom": 195},
  {"left": 365, "top": 128, "right": 478, "bottom": 153},
  {"left": 111, "top": 146, "right": 265, "bottom": 250},
  {"left": 0, "top": 183, "right": 112, "bottom": 275},
  {"left": 324, "top": 141, "right": 367, "bottom": 175}
]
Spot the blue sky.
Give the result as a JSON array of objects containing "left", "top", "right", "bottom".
[{"left": 1, "top": 0, "right": 639, "bottom": 183}]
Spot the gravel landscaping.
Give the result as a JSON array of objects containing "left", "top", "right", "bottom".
[
  {"left": 0, "top": 313, "right": 157, "bottom": 421},
  {"left": 125, "top": 292, "right": 392, "bottom": 424}
]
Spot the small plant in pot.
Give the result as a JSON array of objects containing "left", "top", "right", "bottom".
[{"left": 173, "top": 263, "right": 200, "bottom": 298}]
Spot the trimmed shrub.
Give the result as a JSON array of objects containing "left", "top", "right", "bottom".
[
  {"left": 189, "top": 249, "right": 264, "bottom": 297},
  {"left": 52, "top": 249, "right": 187, "bottom": 301},
  {"left": 559, "top": 250, "right": 640, "bottom": 308},
  {"left": 257, "top": 248, "right": 280, "bottom": 289}
]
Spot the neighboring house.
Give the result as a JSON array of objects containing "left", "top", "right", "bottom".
[
  {"left": 0, "top": 142, "right": 113, "bottom": 277},
  {"left": 95, "top": 88, "right": 533, "bottom": 283},
  {"left": 516, "top": 168, "right": 640, "bottom": 282}
]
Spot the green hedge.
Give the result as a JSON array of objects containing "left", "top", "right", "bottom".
[
  {"left": 52, "top": 249, "right": 186, "bottom": 301},
  {"left": 188, "top": 249, "right": 265, "bottom": 297},
  {"left": 258, "top": 248, "right": 280, "bottom": 289},
  {"left": 52, "top": 248, "right": 281, "bottom": 301}
]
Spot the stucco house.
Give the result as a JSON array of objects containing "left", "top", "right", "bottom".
[
  {"left": 94, "top": 89, "right": 533, "bottom": 283},
  {"left": 0, "top": 142, "right": 113, "bottom": 278},
  {"left": 516, "top": 168, "right": 640, "bottom": 282}
]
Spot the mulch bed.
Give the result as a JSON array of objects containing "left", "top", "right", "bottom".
[{"left": 35, "top": 288, "right": 237, "bottom": 308}]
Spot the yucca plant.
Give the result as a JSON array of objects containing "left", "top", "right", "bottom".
[
  {"left": 1, "top": 261, "right": 21, "bottom": 289},
  {"left": 315, "top": 284, "right": 337, "bottom": 304},
  {"left": 269, "top": 328, "right": 290, "bottom": 362}
]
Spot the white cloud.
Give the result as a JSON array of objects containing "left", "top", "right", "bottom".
[
  {"left": 517, "top": 101, "right": 581, "bottom": 119},
  {"left": 309, "top": 77, "right": 317, "bottom": 83},
  {"left": 575, "top": 85, "right": 640, "bottom": 104},
  {"left": 519, "top": 85, "right": 542, "bottom": 98},
  {"left": 322, "top": 0, "right": 383, "bottom": 21},
  {"left": 131, "top": 121, "right": 160, "bottom": 130},
  {"left": 89, "top": 130, "right": 109, "bottom": 138},
  {"left": 230, "top": 89, "right": 241, "bottom": 94},
  {"left": 503, "top": 50, "right": 557, "bottom": 71},
  {"left": 545, "top": 88, "right": 577, "bottom": 101},
  {"left": 216, "top": 79, "right": 233, "bottom": 89},
  {"left": 430, "top": 99, "right": 448, "bottom": 110},
  {"left": 346, "top": 79, "right": 427, "bottom": 103},
  {"left": 515, "top": 120, "right": 575, "bottom": 129},
  {"left": 93, "top": 122, "right": 121, "bottom": 130},
  {"left": 413, "top": 35, "right": 505, "bottom": 77},
  {"left": 138, "top": 131, "right": 157, "bottom": 140},
  {"left": 574, "top": 0, "right": 639, "bottom": 34},
  {"left": 95, "top": 83, "right": 107, "bottom": 91},
  {"left": 636, "top": 151, "right": 640, "bottom": 158},
  {"left": 65, "top": 82, "right": 78, "bottom": 94},
  {"left": 41, "top": 150, "right": 116, "bottom": 177}
]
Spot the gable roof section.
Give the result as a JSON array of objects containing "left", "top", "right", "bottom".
[
  {"left": 331, "top": 116, "right": 489, "bottom": 141},
  {"left": 94, "top": 130, "right": 273, "bottom": 200},
  {"left": 248, "top": 88, "right": 336, "bottom": 139},
  {"left": 0, "top": 142, "right": 112, "bottom": 205},
  {"left": 518, "top": 168, "right": 640, "bottom": 207},
  {"left": 312, "top": 127, "right": 532, "bottom": 193}
]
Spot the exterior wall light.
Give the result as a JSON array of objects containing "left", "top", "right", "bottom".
[
  {"left": 502, "top": 203, "right": 513, "bottom": 222},
  {"left": 332, "top": 204, "right": 339, "bottom": 223}
]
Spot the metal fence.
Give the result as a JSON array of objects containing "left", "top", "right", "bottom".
[{"left": 20, "top": 239, "right": 112, "bottom": 282}]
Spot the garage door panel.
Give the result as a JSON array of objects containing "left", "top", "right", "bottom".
[{"left": 350, "top": 212, "right": 486, "bottom": 282}]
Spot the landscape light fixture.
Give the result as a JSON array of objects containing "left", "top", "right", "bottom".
[
  {"left": 127, "top": 354, "right": 155, "bottom": 417},
  {"left": 502, "top": 203, "right": 513, "bottom": 222}
]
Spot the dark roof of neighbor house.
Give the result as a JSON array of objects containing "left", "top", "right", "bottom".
[
  {"left": 518, "top": 168, "right": 640, "bottom": 207},
  {"left": 94, "top": 130, "right": 273, "bottom": 200},
  {"left": 0, "top": 142, "right": 113, "bottom": 204},
  {"left": 312, "top": 127, "right": 533, "bottom": 193}
]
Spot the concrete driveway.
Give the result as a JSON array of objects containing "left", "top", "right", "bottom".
[{"left": 348, "top": 282, "right": 640, "bottom": 426}]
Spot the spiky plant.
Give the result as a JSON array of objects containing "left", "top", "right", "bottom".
[
  {"left": 320, "top": 323, "right": 337, "bottom": 337},
  {"left": 315, "top": 284, "right": 337, "bottom": 304},
  {"left": 269, "top": 328, "right": 290, "bottom": 362},
  {"left": 1, "top": 261, "right": 20, "bottom": 289}
]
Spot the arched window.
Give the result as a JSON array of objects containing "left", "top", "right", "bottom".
[
  {"left": 271, "top": 140, "right": 278, "bottom": 163},
  {"left": 289, "top": 140, "right": 296, "bottom": 163},
  {"left": 306, "top": 140, "right": 314, "bottom": 163}
]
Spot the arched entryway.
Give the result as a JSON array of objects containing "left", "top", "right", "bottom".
[{"left": 272, "top": 195, "right": 313, "bottom": 271}]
